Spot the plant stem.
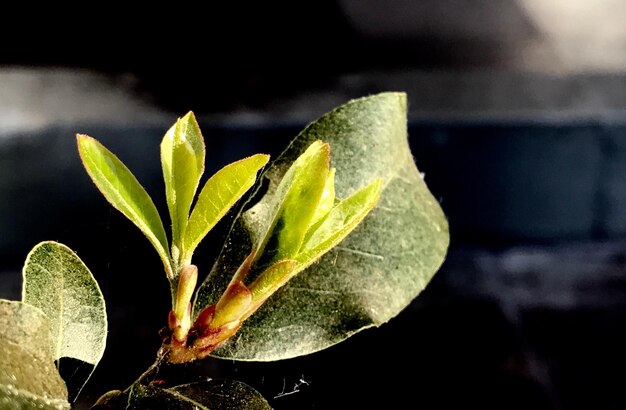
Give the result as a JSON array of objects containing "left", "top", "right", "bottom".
[{"left": 122, "top": 347, "right": 168, "bottom": 394}]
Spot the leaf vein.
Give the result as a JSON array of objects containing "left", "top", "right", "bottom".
[{"left": 334, "top": 246, "right": 384, "bottom": 260}]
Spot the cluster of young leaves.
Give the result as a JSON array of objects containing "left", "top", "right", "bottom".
[
  {"left": 77, "top": 101, "right": 388, "bottom": 360},
  {"left": 77, "top": 114, "right": 269, "bottom": 297},
  {"left": 195, "top": 92, "right": 449, "bottom": 361},
  {"left": 0, "top": 92, "right": 449, "bottom": 409},
  {"left": 0, "top": 242, "right": 106, "bottom": 409}
]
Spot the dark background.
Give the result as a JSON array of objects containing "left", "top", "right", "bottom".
[{"left": 1, "top": 1, "right": 626, "bottom": 409}]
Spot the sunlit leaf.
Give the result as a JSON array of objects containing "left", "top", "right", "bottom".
[
  {"left": 297, "top": 178, "right": 382, "bottom": 270},
  {"left": 127, "top": 379, "right": 271, "bottom": 409},
  {"left": 22, "top": 242, "right": 107, "bottom": 400},
  {"left": 309, "top": 167, "right": 335, "bottom": 228},
  {"left": 161, "top": 112, "right": 205, "bottom": 260},
  {"left": 248, "top": 260, "right": 297, "bottom": 303},
  {"left": 195, "top": 92, "right": 449, "bottom": 361},
  {"left": 211, "top": 282, "right": 252, "bottom": 329},
  {"left": 22, "top": 241, "right": 107, "bottom": 365},
  {"left": 77, "top": 134, "right": 172, "bottom": 278},
  {"left": 0, "top": 300, "right": 70, "bottom": 409},
  {"left": 249, "top": 140, "right": 329, "bottom": 267},
  {"left": 183, "top": 154, "right": 269, "bottom": 265}
]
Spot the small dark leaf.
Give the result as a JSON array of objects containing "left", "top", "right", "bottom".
[{"left": 127, "top": 379, "right": 271, "bottom": 410}]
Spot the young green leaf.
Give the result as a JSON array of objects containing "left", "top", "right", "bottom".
[
  {"left": 247, "top": 260, "right": 297, "bottom": 308},
  {"left": 195, "top": 92, "right": 449, "bottom": 361},
  {"left": 295, "top": 178, "right": 382, "bottom": 271},
  {"left": 161, "top": 112, "right": 205, "bottom": 260},
  {"left": 251, "top": 140, "right": 329, "bottom": 266},
  {"left": 127, "top": 380, "right": 271, "bottom": 409},
  {"left": 210, "top": 281, "right": 253, "bottom": 330},
  {"left": 309, "top": 167, "right": 335, "bottom": 228},
  {"left": 77, "top": 134, "right": 173, "bottom": 277},
  {"left": 22, "top": 241, "right": 107, "bottom": 365},
  {"left": 182, "top": 154, "right": 269, "bottom": 265},
  {"left": 0, "top": 300, "right": 70, "bottom": 409}
]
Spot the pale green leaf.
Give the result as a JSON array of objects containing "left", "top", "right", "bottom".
[
  {"left": 22, "top": 241, "right": 107, "bottom": 365},
  {"left": 297, "top": 178, "right": 382, "bottom": 269},
  {"left": 127, "top": 380, "right": 271, "bottom": 409},
  {"left": 195, "top": 92, "right": 449, "bottom": 361},
  {"left": 161, "top": 112, "right": 205, "bottom": 258},
  {"left": 183, "top": 154, "right": 269, "bottom": 265},
  {"left": 211, "top": 282, "right": 252, "bottom": 329},
  {"left": 248, "top": 260, "right": 297, "bottom": 303},
  {"left": 0, "top": 300, "right": 70, "bottom": 409},
  {"left": 77, "top": 134, "right": 172, "bottom": 277},
  {"left": 249, "top": 140, "right": 329, "bottom": 267},
  {"left": 309, "top": 167, "right": 335, "bottom": 228}
]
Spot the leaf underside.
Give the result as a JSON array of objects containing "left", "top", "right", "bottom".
[
  {"left": 0, "top": 300, "right": 70, "bottom": 409},
  {"left": 195, "top": 92, "right": 450, "bottom": 361},
  {"left": 22, "top": 241, "right": 107, "bottom": 365}
]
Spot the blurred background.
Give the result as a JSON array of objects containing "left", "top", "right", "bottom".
[{"left": 1, "top": 1, "right": 626, "bottom": 409}]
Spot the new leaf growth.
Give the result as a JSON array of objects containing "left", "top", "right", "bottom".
[
  {"left": 77, "top": 114, "right": 381, "bottom": 364},
  {"left": 77, "top": 113, "right": 268, "bottom": 304},
  {"left": 168, "top": 141, "right": 381, "bottom": 363}
]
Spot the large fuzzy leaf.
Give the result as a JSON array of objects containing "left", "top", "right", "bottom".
[
  {"left": 0, "top": 300, "right": 70, "bottom": 409},
  {"left": 22, "top": 241, "right": 107, "bottom": 365},
  {"left": 161, "top": 112, "right": 205, "bottom": 261},
  {"left": 127, "top": 380, "right": 271, "bottom": 409},
  {"left": 194, "top": 92, "right": 449, "bottom": 361},
  {"left": 77, "top": 134, "right": 172, "bottom": 278}
]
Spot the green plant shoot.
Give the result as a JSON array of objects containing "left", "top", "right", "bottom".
[
  {"left": 1, "top": 92, "right": 449, "bottom": 409},
  {"left": 77, "top": 113, "right": 269, "bottom": 309},
  {"left": 78, "top": 111, "right": 382, "bottom": 364},
  {"left": 166, "top": 140, "right": 381, "bottom": 363}
]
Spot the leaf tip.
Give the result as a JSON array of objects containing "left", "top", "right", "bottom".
[
  {"left": 181, "top": 110, "right": 197, "bottom": 122},
  {"left": 76, "top": 133, "right": 93, "bottom": 150},
  {"left": 315, "top": 139, "right": 331, "bottom": 156},
  {"left": 254, "top": 153, "right": 271, "bottom": 168},
  {"left": 178, "top": 111, "right": 201, "bottom": 133},
  {"left": 363, "top": 178, "right": 384, "bottom": 211},
  {"left": 372, "top": 177, "right": 383, "bottom": 195}
]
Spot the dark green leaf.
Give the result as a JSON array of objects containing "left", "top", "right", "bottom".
[
  {"left": 77, "top": 134, "right": 172, "bottom": 278},
  {"left": 127, "top": 384, "right": 203, "bottom": 410},
  {"left": 195, "top": 92, "right": 449, "bottom": 361},
  {"left": 0, "top": 300, "right": 70, "bottom": 409},
  {"left": 22, "top": 241, "right": 107, "bottom": 365},
  {"left": 127, "top": 379, "right": 271, "bottom": 409},
  {"left": 161, "top": 112, "right": 205, "bottom": 260}
]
